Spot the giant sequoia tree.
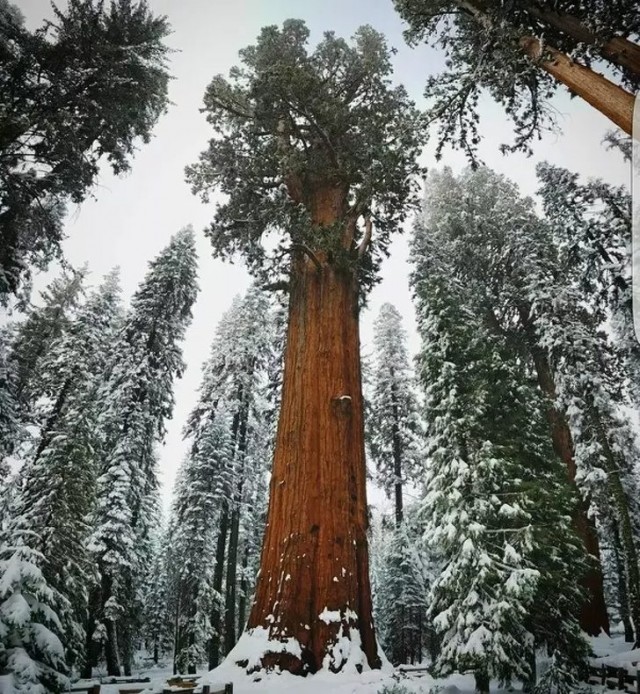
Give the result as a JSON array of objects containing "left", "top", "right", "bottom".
[
  {"left": 394, "top": 0, "right": 639, "bottom": 160},
  {"left": 187, "top": 20, "right": 425, "bottom": 674}
]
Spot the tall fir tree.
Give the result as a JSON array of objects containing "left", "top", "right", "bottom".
[
  {"left": 367, "top": 302, "right": 425, "bottom": 664},
  {"left": 0, "top": 270, "right": 123, "bottom": 692},
  {"left": 87, "top": 228, "right": 198, "bottom": 676},
  {"left": 175, "top": 287, "right": 274, "bottom": 672},
  {"left": 369, "top": 302, "right": 422, "bottom": 525},
  {"left": 0, "top": 0, "right": 171, "bottom": 304},
  {"left": 411, "top": 172, "right": 591, "bottom": 692}
]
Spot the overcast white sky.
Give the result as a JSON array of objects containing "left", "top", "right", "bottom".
[{"left": 17, "top": 0, "right": 632, "bottom": 513}]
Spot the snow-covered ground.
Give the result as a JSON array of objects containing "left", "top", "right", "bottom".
[
  {"left": 590, "top": 631, "right": 640, "bottom": 673},
  {"left": 76, "top": 633, "right": 640, "bottom": 694}
]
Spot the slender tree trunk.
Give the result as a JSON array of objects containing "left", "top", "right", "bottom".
[
  {"left": 101, "top": 572, "right": 121, "bottom": 677},
  {"left": 475, "top": 668, "right": 490, "bottom": 694},
  {"left": 520, "top": 38, "right": 634, "bottom": 134},
  {"left": 122, "top": 630, "right": 132, "bottom": 676},
  {"left": 390, "top": 377, "right": 404, "bottom": 527},
  {"left": 590, "top": 406, "right": 640, "bottom": 648},
  {"left": 208, "top": 506, "right": 229, "bottom": 670},
  {"left": 511, "top": 308, "right": 609, "bottom": 635},
  {"left": 82, "top": 589, "right": 100, "bottom": 679},
  {"left": 172, "top": 593, "right": 181, "bottom": 675},
  {"left": 105, "top": 619, "right": 121, "bottom": 677},
  {"left": 611, "top": 520, "right": 635, "bottom": 643},
  {"left": 224, "top": 394, "right": 249, "bottom": 655},
  {"left": 244, "top": 185, "right": 380, "bottom": 674},
  {"left": 224, "top": 505, "right": 241, "bottom": 654},
  {"left": 237, "top": 544, "right": 250, "bottom": 636},
  {"left": 187, "top": 631, "right": 196, "bottom": 675}
]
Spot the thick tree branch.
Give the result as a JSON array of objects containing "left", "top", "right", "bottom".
[
  {"left": 290, "top": 243, "right": 322, "bottom": 269},
  {"left": 357, "top": 216, "right": 373, "bottom": 259}
]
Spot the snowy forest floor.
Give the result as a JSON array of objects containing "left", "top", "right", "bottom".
[{"left": 77, "top": 633, "right": 639, "bottom": 694}]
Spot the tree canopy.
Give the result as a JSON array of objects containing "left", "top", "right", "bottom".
[
  {"left": 186, "top": 19, "right": 426, "bottom": 291},
  {"left": 394, "top": 0, "right": 639, "bottom": 161},
  {"left": 0, "top": 0, "right": 171, "bottom": 304}
]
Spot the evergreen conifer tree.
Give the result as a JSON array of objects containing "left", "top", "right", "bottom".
[
  {"left": 0, "top": 0, "right": 171, "bottom": 304},
  {"left": 87, "top": 228, "right": 198, "bottom": 676},
  {"left": 175, "top": 288, "right": 274, "bottom": 671},
  {"left": 411, "top": 174, "right": 591, "bottom": 692},
  {"left": 0, "top": 271, "right": 124, "bottom": 685}
]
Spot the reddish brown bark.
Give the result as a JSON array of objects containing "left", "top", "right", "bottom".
[
  {"left": 523, "top": 5, "right": 640, "bottom": 78},
  {"left": 524, "top": 328, "right": 610, "bottom": 636},
  {"left": 243, "top": 186, "right": 380, "bottom": 673},
  {"left": 520, "top": 38, "right": 634, "bottom": 134}
]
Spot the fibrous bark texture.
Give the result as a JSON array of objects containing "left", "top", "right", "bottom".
[{"left": 242, "top": 187, "right": 380, "bottom": 673}]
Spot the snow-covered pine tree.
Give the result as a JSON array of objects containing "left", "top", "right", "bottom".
[
  {"left": 374, "top": 508, "right": 431, "bottom": 666},
  {"left": 367, "top": 303, "right": 425, "bottom": 664},
  {"left": 499, "top": 164, "right": 640, "bottom": 648},
  {"left": 535, "top": 162, "right": 639, "bottom": 406},
  {"left": 0, "top": 271, "right": 124, "bottom": 685},
  {"left": 171, "top": 420, "right": 233, "bottom": 674},
  {"left": 369, "top": 303, "right": 422, "bottom": 525},
  {"left": 0, "top": 0, "right": 171, "bottom": 305},
  {"left": 416, "top": 166, "right": 614, "bottom": 639},
  {"left": 0, "top": 541, "right": 68, "bottom": 694},
  {"left": 176, "top": 287, "right": 274, "bottom": 671},
  {"left": 411, "top": 178, "right": 590, "bottom": 692},
  {"left": 141, "top": 522, "right": 175, "bottom": 666},
  {"left": 0, "top": 327, "right": 20, "bottom": 523},
  {"left": 87, "top": 228, "right": 198, "bottom": 676},
  {"left": 8, "top": 269, "right": 85, "bottom": 407},
  {"left": 527, "top": 274, "right": 640, "bottom": 649}
]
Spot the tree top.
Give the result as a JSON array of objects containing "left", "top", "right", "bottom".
[{"left": 187, "top": 19, "right": 426, "bottom": 290}]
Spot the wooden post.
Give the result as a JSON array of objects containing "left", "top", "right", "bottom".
[
  {"left": 636, "top": 667, "right": 639, "bottom": 694},
  {"left": 202, "top": 687, "right": 210, "bottom": 694},
  {"left": 618, "top": 667, "right": 626, "bottom": 690},
  {"left": 601, "top": 665, "right": 607, "bottom": 686},
  {"left": 224, "top": 685, "right": 233, "bottom": 694}
]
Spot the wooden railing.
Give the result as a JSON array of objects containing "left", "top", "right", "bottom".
[
  {"left": 587, "top": 664, "right": 640, "bottom": 693},
  {"left": 69, "top": 676, "right": 233, "bottom": 694}
]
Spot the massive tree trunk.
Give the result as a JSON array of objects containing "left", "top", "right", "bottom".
[
  {"left": 519, "top": 310, "right": 609, "bottom": 636},
  {"left": 242, "top": 185, "right": 380, "bottom": 674}
]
